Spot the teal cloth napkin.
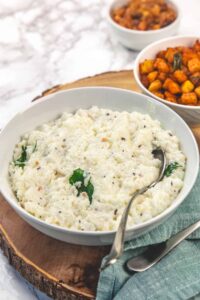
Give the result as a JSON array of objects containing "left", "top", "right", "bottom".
[{"left": 97, "top": 171, "right": 200, "bottom": 300}]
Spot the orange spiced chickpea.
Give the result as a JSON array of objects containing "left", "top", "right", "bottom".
[
  {"left": 147, "top": 71, "right": 158, "bottom": 83},
  {"left": 148, "top": 80, "right": 162, "bottom": 92},
  {"left": 140, "top": 60, "right": 154, "bottom": 74},
  {"left": 164, "top": 91, "right": 177, "bottom": 103},
  {"left": 163, "top": 78, "right": 181, "bottom": 94},
  {"left": 181, "top": 93, "right": 198, "bottom": 105},
  {"left": 165, "top": 48, "right": 178, "bottom": 63},
  {"left": 181, "top": 80, "right": 194, "bottom": 93},
  {"left": 173, "top": 70, "right": 187, "bottom": 83},
  {"left": 157, "top": 72, "right": 167, "bottom": 82},
  {"left": 188, "top": 58, "right": 200, "bottom": 74},
  {"left": 154, "top": 58, "right": 170, "bottom": 73}
]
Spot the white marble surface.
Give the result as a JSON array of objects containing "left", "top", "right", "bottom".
[{"left": 0, "top": 0, "right": 200, "bottom": 299}]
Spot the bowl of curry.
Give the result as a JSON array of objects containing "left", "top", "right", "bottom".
[
  {"left": 107, "top": 0, "right": 180, "bottom": 50},
  {"left": 134, "top": 36, "right": 200, "bottom": 124}
]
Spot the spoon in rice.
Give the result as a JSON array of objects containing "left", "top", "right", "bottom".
[{"left": 100, "top": 148, "right": 166, "bottom": 271}]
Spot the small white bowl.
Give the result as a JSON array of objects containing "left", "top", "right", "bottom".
[
  {"left": 0, "top": 87, "right": 199, "bottom": 245},
  {"left": 107, "top": 0, "right": 180, "bottom": 51},
  {"left": 134, "top": 36, "right": 200, "bottom": 125}
]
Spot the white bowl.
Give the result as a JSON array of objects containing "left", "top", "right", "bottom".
[
  {"left": 134, "top": 36, "right": 200, "bottom": 125},
  {"left": 107, "top": 0, "right": 180, "bottom": 51},
  {"left": 0, "top": 87, "right": 199, "bottom": 245}
]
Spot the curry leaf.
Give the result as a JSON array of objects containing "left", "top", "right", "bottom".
[
  {"left": 86, "top": 181, "right": 94, "bottom": 203},
  {"left": 164, "top": 162, "right": 181, "bottom": 177},
  {"left": 173, "top": 53, "right": 182, "bottom": 70},
  {"left": 14, "top": 145, "right": 28, "bottom": 168},
  {"left": 69, "top": 168, "right": 94, "bottom": 204},
  {"left": 69, "top": 168, "right": 84, "bottom": 185},
  {"left": 14, "top": 142, "right": 37, "bottom": 168}
]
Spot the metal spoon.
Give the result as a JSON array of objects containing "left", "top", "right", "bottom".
[
  {"left": 126, "top": 220, "right": 200, "bottom": 273},
  {"left": 101, "top": 149, "right": 166, "bottom": 271}
]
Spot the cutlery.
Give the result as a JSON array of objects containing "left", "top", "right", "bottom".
[
  {"left": 100, "top": 148, "right": 166, "bottom": 271},
  {"left": 126, "top": 220, "right": 200, "bottom": 272}
]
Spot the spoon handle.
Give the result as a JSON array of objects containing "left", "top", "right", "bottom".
[
  {"left": 101, "top": 149, "right": 166, "bottom": 271},
  {"left": 127, "top": 220, "right": 200, "bottom": 272},
  {"left": 100, "top": 186, "right": 148, "bottom": 270}
]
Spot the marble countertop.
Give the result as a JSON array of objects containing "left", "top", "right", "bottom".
[{"left": 0, "top": 0, "right": 200, "bottom": 299}]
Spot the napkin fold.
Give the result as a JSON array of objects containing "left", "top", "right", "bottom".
[{"left": 97, "top": 171, "right": 200, "bottom": 300}]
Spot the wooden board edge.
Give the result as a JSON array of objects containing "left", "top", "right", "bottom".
[
  {"left": 32, "top": 70, "right": 132, "bottom": 101},
  {"left": 0, "top": 224, "right": 93, "bottom": 300}
]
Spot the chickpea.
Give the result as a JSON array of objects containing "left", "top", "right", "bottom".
[
  {"left": 173, "top": 70, "right": 187, "bottom": 83},
  {"left": 163, "top": 78, "right": 181, "bottom": 94},
  {"left": 165, "top": 48, "right": 178, "bottom": 63},
  {"left": 148, "top": 80, "right": 162, "bottom": 92},
  {"left": 147, "top": 71, "right": 158, "bottom": 83},
  {"left": 154, "top": 58, "right": 170, "bottom": 73},
  {"left": 140, "top": 60, "right": 154, "bottom": 74},
  {"left": 164, "top": 91, "right": 177, "bottom": 103},
  {"left": 188, "top": 58, "right": 200, "bottom": 74},
  {"left": 180, "top": 93, "right": 198, "bottom": 105},
  {"left": 157, "top": 72, "right": 167, "bottom": 82},
  {"left": 181, "top": 80, "right": 194, "bottom": 93}
]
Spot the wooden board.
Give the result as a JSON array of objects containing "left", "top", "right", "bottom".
[{"left": 0, "top": 70, "right": 200, "bottom": 300}]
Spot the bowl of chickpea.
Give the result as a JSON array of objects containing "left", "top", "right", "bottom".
[
  {"left": 134, "top": 36, "right": 200, "bottom": 124},
  {"left": 107, "top": 0, "right": 180, "bottom": 50}
]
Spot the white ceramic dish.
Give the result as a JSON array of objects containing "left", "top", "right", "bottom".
[
  {"left": 0, "top": 87, "right": 199, "bottom": 246},
  {"left": 107, "top": 0, "right": 180, "bottom": 51},
  {"left": 134, "top": 36, "right": 200, "bottom": 125}
]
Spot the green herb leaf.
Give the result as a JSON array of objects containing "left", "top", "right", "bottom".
[
  {"left": 14, "top": 142, "right": 37, "bottom": 168},
  {"left": 173, "top": 53, "right": 182, "bottom": 70},
  {"left": 69, "top": 168, "right": 84, "bottom": 185},
  {"left": 164, "top": 162, "right": 181, "bottom": 177},
  {"left": 14, "top": 145, "right": 28, "bottom": 168},
  {"left": 69, "top": 168, "right": 94, "bottom": 204},
  {"left": 86, "top": 181, "right": 94, "bottom": 203}
]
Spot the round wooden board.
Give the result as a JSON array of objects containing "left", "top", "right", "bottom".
[{"left": 0, "top": 70, "right": 200, "bottom": 300}]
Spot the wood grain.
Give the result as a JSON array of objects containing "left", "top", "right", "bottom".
[{"left": 0, "top": 70, "right": 199, "bottom": 300}]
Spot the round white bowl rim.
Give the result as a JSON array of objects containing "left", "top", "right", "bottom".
[
  {"left": 107, "top": 0, "right": 180, "bottom": 35},
  {"left": 134, "top": 35, "right": 200, "bottom": 110},
  {"left": 0, "top": 86, "right": 199, "bottom": 237}
]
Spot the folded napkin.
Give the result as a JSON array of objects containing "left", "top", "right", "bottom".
[{"left": 97, "top": 171, "right": 200, "bottom": 300}]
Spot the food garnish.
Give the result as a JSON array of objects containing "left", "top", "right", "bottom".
[
  {"left": 14, "top": 143, "right": 37, "bottom": 168},
  {"left": 13, "top": 146, "right": 28, "bottom": 168},
  {"left": 69, "top": 168, "right": 94, "bottom": 204},
  {"left": 164, "top": 162, "right": 181, "bottom": 177},
  {"left": 173, "top": 53, "right": 182, "bottom": 71}
]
